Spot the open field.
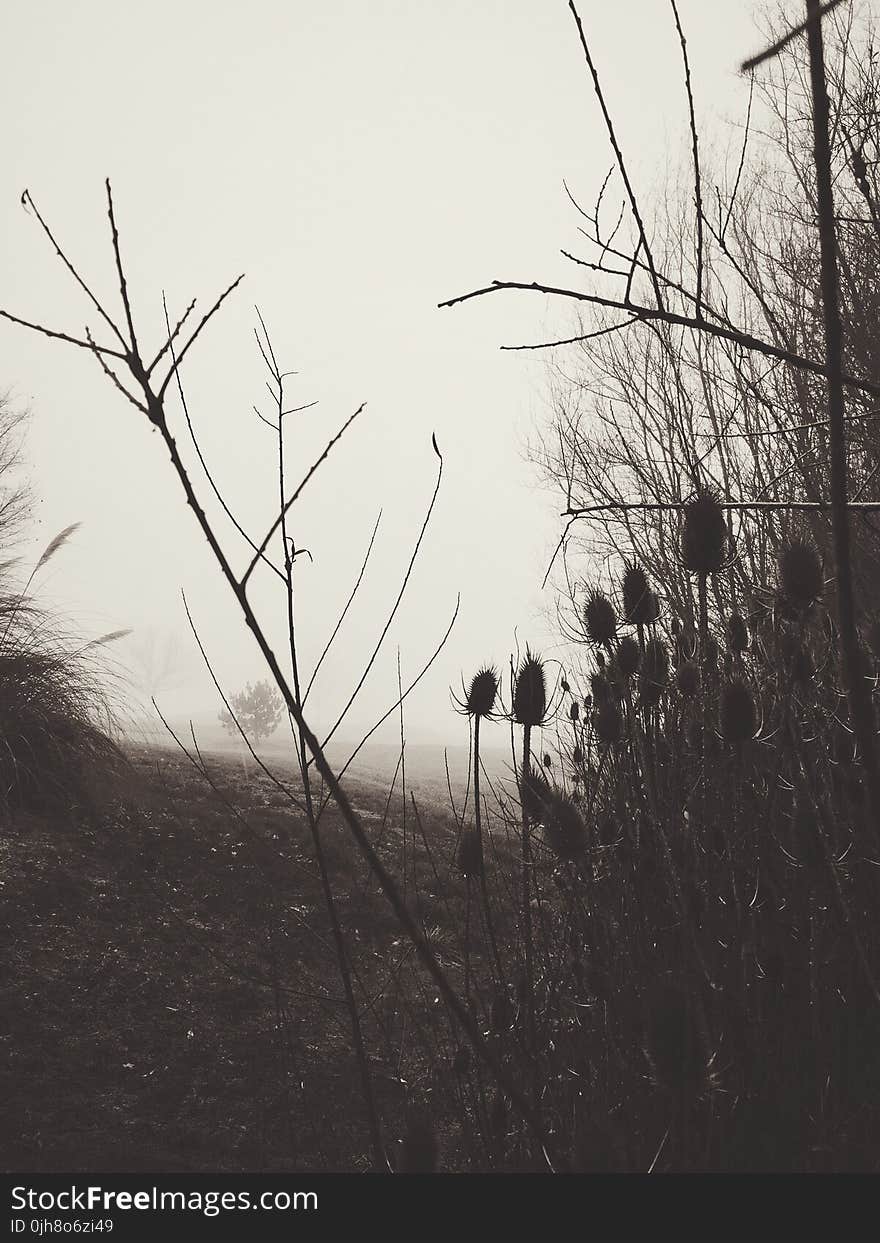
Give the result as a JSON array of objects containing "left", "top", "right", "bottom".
[{"left": 1, "top": 745, "right": 486, "bottom": 1172}]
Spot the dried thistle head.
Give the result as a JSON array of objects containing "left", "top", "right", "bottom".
[
  {"left": 520, "top": 762, "right": 552, "bottom": 824},
  {"left": 584, "top": 589, "right": 617, "bottom": 647},
  {"left": 542, "top": 791, "right": 588, "bottom": 861},
  {"left": 778, "top": 538, "right": 824, "bottom": 610},
  {"left": 513, "top": 649, "right": 547, "bottom": 727},
  {"left": 593, "top": 698, "right": 622, "bottom": 745},
  {"left": 640, "top": 638, "right": 669, "bottom": 706},
  {"left": 727, "top": 612, "right": 749, "bottom": 654},
  {"left": 681, "top": 488, "right": 727, "bottom": 576},
  {"left": 676, "top": 659, "right": 700, "bottom": 698},
  {"left": 719, "top": 678, "right": 756, "bottom": 743},
  {"left": 622, "top": 564, "right": 653, "bottom": 625},
  {"left": 464, "top": 665, "right": 499, "bottom": 718},
  {"left": 616, "top": 635, "right": 641, "bottom": 678}
]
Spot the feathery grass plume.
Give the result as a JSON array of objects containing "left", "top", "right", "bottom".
[
  {"left": 463, "top": 665, "right": 498, "bottom": 718},
  {"left": 676, "top": 660, "right": 700, "bottom": 698},
  {"left": 622, "top": 564, "right": 653, "bottom": 625},
  {"left": 34, "top": 522, "right": 81, "bottom": 573},
  {"left": 584, "top": 588, "right": 617, "bottom": 647},
  {"left": 542, "top": 791, "right": 588, "bottom": 860},
  {"left": 727, "top": 612, "right": 749, "bottom": 653},
  {"left": 593, "top": 699, "right": 622, "bottom": 744},
  {"left": 681, "top": 488, "right": 727, "bottom": 576},
  {"left": 616, "top": 635, "right": 640, "bottom": 678},
  {"left": 640, "top": 638, "right": 669, "bottom": 707},
  {"left": 778, "top": 538, "right": 824, "bottom": 609},
  {"left": 399, "top": 1106, "right": 439, "bottom": 1173},
  {"left": 719, "top": 679, "right": 756, "bottom": 743},
  {"left": 513, "top": 648, "right": 546, "bottom": 727},
  {"left": 457, "top": 828, "right": 483, "bottom": 878},
  {"left": 520, "top": 762, "right": 552, "bottom": 823},
  {"left": 644, "top": 981, "right": 710, "bottom": 1102}
]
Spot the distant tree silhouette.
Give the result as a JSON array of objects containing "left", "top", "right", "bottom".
[{"left": 219, "top": 679, "right": 284, "bottom": 746}]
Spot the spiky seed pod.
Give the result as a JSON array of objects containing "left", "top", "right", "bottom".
[
  {"left": 572, "top": 744, "right": 583, "bottom": 766},
  {"left": 569, "top": 700, "right": 580, "bottom": 723},
  {"left": 520, "top": 763, "right": 551, "bottom": 824},
  {"left": 593, "top": 699, "right": 622, "bottom": 744},
  {"left": 676, "top": 660, "right": 700, "bottom": 698},
  {"left": 728, "top": 612, "right": 749, "bottom": 653},
  {"left": 622, "top": 564, "right": 653, "bottom": 625},
  {"left": 542, "top": 791, "right": 588, "bottom": 861},
  {"left": 720, "top": 679, "right": 756, "bottom": 743},
  {"left": 644, "top": 982, "right": 709, "bottom": 1101},
  {"left": 543, "top": 753, "right": 553, "bottom": 769},
  {"left": 704, "top": 634, "right": 719, "bottom": 671},
  {"left": 465, "top": 666, "right": 498, "bottom": 718},
  {"left": 584, "top": 589, "right": 618, "bottom": 647},
  {"left": 682, "top": 489, "right": 728, "bottom": 576},
  {"left": 513, "top": 649, "right": 546, "bottom": 727},
  {"left": 400, "top": 1107, "right": 439, "bottom": 1173},
  {"left": 640, "top": 638, "right": 669, "bottom": 706},
  {"left": 590, "top": 671, "right": 611, "bottom": 704},
  {"left": 561, "top": 677, "right": 570, "bottom": 694},
  {"left": 644, "top": 591, "right": 661, "bottom": 624},
  {"left": 778, "top": 538, "right": 824, "bottom": 608},
  {"left": 616, "top": 635, "right": 641, "bottom": 677},
  {"left": 457, "top": 828, "right": 483, "bottom": 878}
]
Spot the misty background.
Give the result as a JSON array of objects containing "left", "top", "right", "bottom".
[{"left": 1, "top": 0, "right": 759, "bottom": 755}]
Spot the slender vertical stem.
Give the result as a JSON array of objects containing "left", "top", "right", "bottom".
[{"left": 805, "top": 0, "right": 880, "bottom": 843}]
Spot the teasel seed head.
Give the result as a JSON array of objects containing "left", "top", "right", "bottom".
[
  {"left": 682, "top": 488, "right": 728, "bottom": 576},
  {"left": 569, "top": 700, "right": 580, "bottom": 723},
  {"left": 720, "top": 678, "right": 756, "bottom": 743},
  {"left": 513, "top": 648, "right": 547, "bottom": 727},
  {"left": 590, "top": 670, "right": 611, "bottom": 704},
  {"left": 622, "top": 564, "right": 653, "bottom": 625},
  {"left": 676, "top": 659, "right": 700, "bottom": 698},
  {"left": 778, "top": 538, "right": 824, "bottom": 609},
  {"left": 593, "top": 699, "right": 623, "bottom": 744},
  {"left": 640, "top": 638, "right": 669, "bottom": 706},
  {"left": 542, "top": 791, "right": 588, "bottom": 861},
  {"left": 727, "top": 612, "right": 749, "bottom": 653},
  {"left": 584, "top": 588, "right": 618, "bottom": 647},
  {"left": 520, "top": 762, "right": 552, "bottom": 824},
  {"left": 464, "top": 665, "right": 499, "bottom": 718},
  {"left": 616, "top": 634, "right": 641, "bottom": 677}
]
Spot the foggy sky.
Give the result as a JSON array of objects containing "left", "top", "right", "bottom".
[{"left": 1, "top": 1, "right": 762, "bottom": 748}]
